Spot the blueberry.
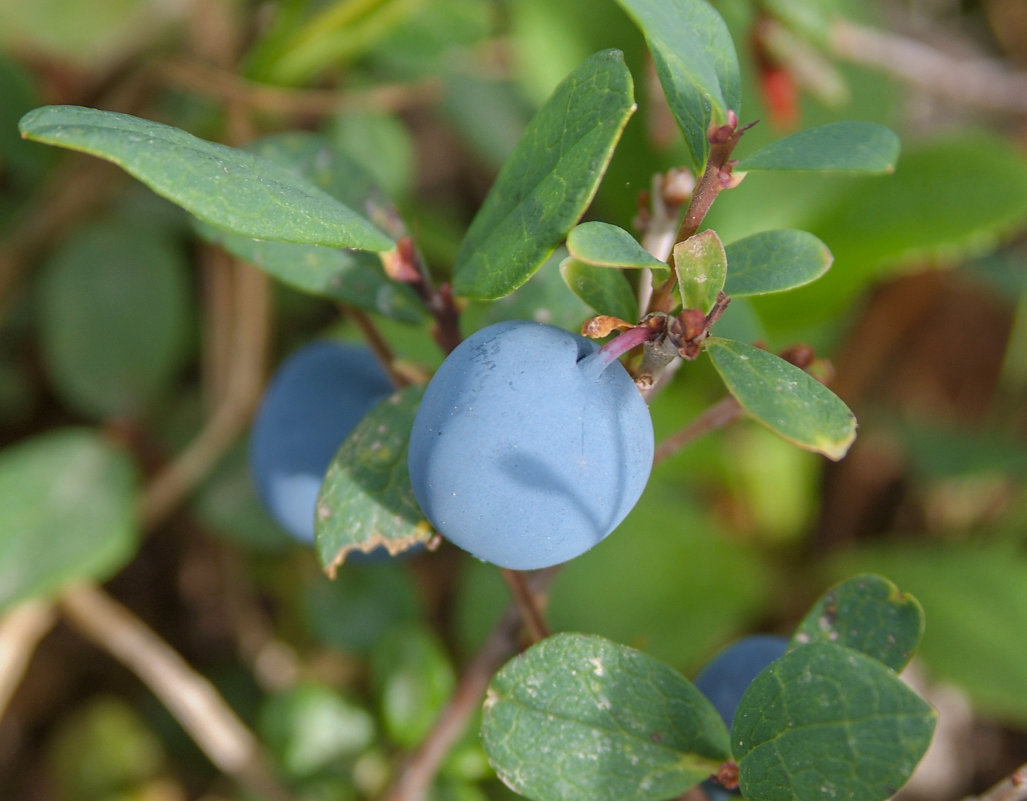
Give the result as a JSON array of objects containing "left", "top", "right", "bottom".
[
  {"left": 250, "top": 341, "right": 394, "bottom": 543},
  {"left": 694, "top": 635, "right": 791, "bottom": 729},
  {"left": 407, "top": 320, "right": 653, "bottom": 570}
]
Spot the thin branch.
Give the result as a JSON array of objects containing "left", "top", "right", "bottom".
[
  {"left": 380, "top": 568, "right": 559, "bottom": 801},
  {"left": 830, "top": 19, "right": 1027, "bottom": 114},
  {"left": 139, "top": 258, "right": 269, "bottom": 529},
  {"left": 342, "top": 304, "right": 409, "bottom": 390},
  {"left": 0, "top": 599, "right": 56, "bottom": 721},
  {"left": 59, "top": 583, "right": 295, "bottom": 801},
  {"left": 157, "top": 59, "right": 443, "bottom": 116},
  {"left": 500, "top": 569, "right": 550, "bottom": 643},
  {"left": 653, "top": 395, "right": 742, "bottom": 466}
]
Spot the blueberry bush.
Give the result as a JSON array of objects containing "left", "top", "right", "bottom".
[{"left": 3, "top": 1, "right": 1027, "bottom": 801}]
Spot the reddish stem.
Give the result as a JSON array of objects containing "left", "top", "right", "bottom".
[{"left": 578, "top": 326, "right": 655, "bottom": 380}]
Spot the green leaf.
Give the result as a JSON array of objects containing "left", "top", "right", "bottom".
[
  {"left": 566, "top": 221, "right": 667, "bottom": 271},
  {"left": 792, "top": 575, "right": 924, "bottom": 672},
  {"left": 37, "top": 218, "right": 190, "bottom": 420},
  {"left": 315, "top": 386, "right": 432, "bottom": 576},
  {"left": 453, "top": 50, "right": 635, "bottom": 299},
  {"left": 371, "top": 624, "right": 455, "bottom": 749},
  {"left": 734, "top": 643, "right": 936, "bottom": 801},
  {"left": 614, "top": 0, "right": 740, "bottom": 172},
  {"left": 830, "top": 543, "right": 1027, "bottom": 726},
  {"left": 0, "top": 429, "right": 139, "bottom": 612},
  {"left": 19, "top": 106, "right": 393, "bottom": 250},
  {"left": 195, "top": 133, "right": 424, "bottom": 322},
  {"left": 724, "top": 229, "right": 832, "bottom": 297},
  {"left": 559, "top": 258, "right": 639, "bottom": 322},
  {"left": 705, "top": 338, "right": 856, "bottom": 460},
  {"left": 482, "top": 632, "right": 730, "bottom": 801},
  {"left": 674, "top": 230, "right": 726, "bottom": 313},
  {"left": 259, "top": 682, "right": 375, "bottom": 779},
  {"left": 737, "top": 122, "right": 900, "bottom": 173}
]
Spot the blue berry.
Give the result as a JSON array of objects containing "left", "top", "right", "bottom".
[
  {"left": 407, "top": 321, "right": 653, "bottom": 570},
  {"left": 250, "top": 341, "right": 393, "bottom": 543},
  {"left": 694, "top": 635, "right": 790, "bottom": 729}
]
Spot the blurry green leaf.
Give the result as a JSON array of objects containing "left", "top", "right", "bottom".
[
  {"left": 760, "top": 0, "right": 834, "bottom": 46},
  {"left": 724, "top": 229, "right": 832, "bottom": 296},
  {"left": 442, "top": 75, "right": 532, "bottom": 170},
  {"left": 734, "top": 643, "right": 935, "bottom": 801},
  {"left": 674, "top": 230, "right": 726, "bottom": 313},
  {"left": 315, "top": 386, "right": 431, "bottom": 576},
  {"left": 482, "top": 632, "right": 730, "bottom": 801},
  {"left": 615, "top": 0, "right": 740, "bottom": 172},
  {"left": 327, "top": 110, "right": 416, "bottom": 201},
  {"left": 0, "top": 57, "right": 52, "bottom": 188},
  {"left": 302, "top": 562, "right": 422, "bottom": 655},
  {"left": 560, "top": 258, "right": 639, "bottom": 321},
  {"left": 453, "top": 50, "right": 634, "bottom": 299},
  {"left": 830, "top": 543, "right": 1027, "bottom": 726},
  {"left": 566, "top": 221, "right": 667, "bottom": 271},
  {"left": 260, "top": 682, "right": 376, "bottom": 778},
  {"left": 47, "top": 695, "right": 166, "bottom": 801},
  {"left": 371, "top": 624, "right": 455, "bottom": 748},
  {"left": 0, "top": 429, "right": 138, "bottom": 612},
  {"left": 196, "top": 132, "right": 423, "bottom": 321},
  {"left": 247, "top": 0, "right": 423, "bottom": 84},
  {"left": 706, "top": 338, "right": 856, "bottom": 460},
  {"left": 792, "top": 574, "right": 924, "bottom": 672},
  {"left": 548, "top": 475, "right": 776, "bottom": 674},
  {"left": 37, "top": 219, "right": 190, "bottom": 420},
  {"left": 19, "top": 106, "right": 393, "bottom": 250},
  {"left": 737, "top": 122, "right": 899, "bottom": 173},
  {"left": 755, "top": 130, "right": 1027, "bottom": 326}
]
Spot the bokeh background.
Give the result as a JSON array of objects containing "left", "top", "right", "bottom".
[{"left": 0, "top": 0, "right": 1025, "bottom": 799}]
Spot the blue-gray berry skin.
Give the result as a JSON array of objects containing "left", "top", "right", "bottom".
[
  {"left": 407, "top": 320, "right": 653, "bottom": 570},
  {"left": 694, "top": 635, "right": 790, "bottom": 728},
  {"left": 250, "top": 341, "right": 393, "bottom": 543}
]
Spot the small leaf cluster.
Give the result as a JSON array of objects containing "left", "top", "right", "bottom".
[{"left": 481, "top": 575, "right": 936, "bottom": 801}]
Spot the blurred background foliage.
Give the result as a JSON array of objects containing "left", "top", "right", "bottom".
[{"left": 0, "top": 0, "right": 1026, "bottom": 799}]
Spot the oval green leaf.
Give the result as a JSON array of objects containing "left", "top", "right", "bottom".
[
  {"left": 737, "top": 121, "right": 900, "bottom": 173},
  {"left": 674, "top": 229, "right": 726, "bottom": 313},
  {"left": 315, "top": 386, "right": 432, "bottom": 577},
  {"left": 705, "top": 338, "right": 856, "bottom": 460},
  {"left": 195, "top": 133, "right": 424, "bottom": 322},
  {"left": 453, "top": 50, "right": 635, "bottom": 300},
  {"left": 734, "top": 643, "right": 936, "bottom": 801},
  {"left": 724, "top": 229, "right": 832, "bottom": 297},
  {"left": 482, "top": 632, "right": 730, "bottom": 801},
  {"left": 566, "top": 221, "right": 668, "bottom": 271},
  {"left": 559, "top": 257, "right": 639, "bottom": 322},
  {"left": 0, "top": 429, "right": 139, "bottom": 612},
  {"left": 37, "top": 219, "right": 190, "bottom": 420},
  {"left": 19, "top": 105, "right": 393, "bottom": 250},
  {"left": 791, "top": 574, "right": 924, "bottom": 672},
  {"left": 615, "top": 0, "right": 740, "bottom": 172}
]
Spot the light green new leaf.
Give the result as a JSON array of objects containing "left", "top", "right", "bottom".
[
  {"left": 315, "top": 386, "right": 431, "bottom": 577},
  {"left": 734, "top": 643, "right": 935, "bottom": 801},
  {"left": 560, "top": 258, "right": 639, "bottom": 322},
  {"left": 615, "top": 0, "right": 740, "bottom": 172},
  {"left": 705, "top": 338, "right": 856, "bottom": 460},
  {"left": 0, "top": 429, "right": 139, "bottom": 612},
  {"left": 482, "top": 632, "right": 730, "bottom": 801},
  {"left": 19, "top": 106, "right": 393, "bottom": 250},
  {"left": 724, "top": 229, "right": 832, "bottom": 296},
  {"left": 737, "top": 121, "right": 899, "bottom": 173},
  {"left": 566, "top": 221, "right": 667, "bottom": 271},
  {"left": 792, "top": 574, "right": 924, "bottom": 672},
  {"left": 453, "top": 50, "right": 635, "bottom": 299},
  {"left": 674, "top": 230, "right": 726, "bottom": 313}
]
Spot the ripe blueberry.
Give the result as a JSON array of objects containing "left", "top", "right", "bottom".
[
  {"left": 407, "top": 320, "right": 653, "bottom": 570},
  {"left": 250, "top": 341, "right": 393, "bottom": 543},
  {"left": 694, "top": 634, "right": 790, "bottom": 728}
]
